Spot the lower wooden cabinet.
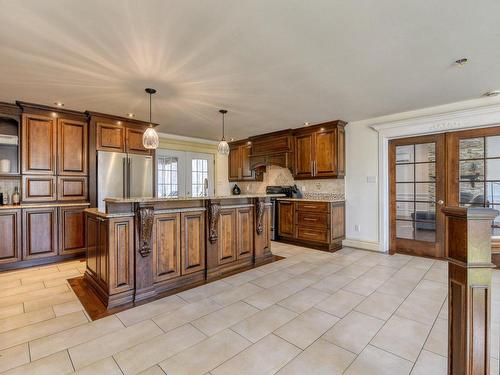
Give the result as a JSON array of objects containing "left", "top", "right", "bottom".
[
  {"left": 153, "top": 213, "right": 181, "bottom": 282},
  {"left": 0, "top": 210, "right": 21, "bottom": 264},
  {"left": 22, "top": 207, "right": 58, "bottom": 260},
  {"left": 236, "top": 207, "right": 254, "bottom": 259},
  {"left": 181, "top": 210, "right": 206, "bottom": 275},
  {"left": 217, "top": 208, "right": 237, "bottom": 265},
  {"left": 59, "top": 206, "right": 86, "bottom": 255},
  {"left": 278, "top": 201, "right": 294, "bottom": 237}
]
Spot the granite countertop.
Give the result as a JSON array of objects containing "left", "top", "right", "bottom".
[
  {"left": 0, "top": 202, "right": 91, "bottom": 210},
  {"left": 276, "top": 197, "right": 345, "bottom": 203},
  {"left": 104, "top": 194, "right": 285, "bottom": 204}
]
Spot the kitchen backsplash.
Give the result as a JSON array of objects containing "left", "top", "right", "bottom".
[
  {"left": 230, "top": 166, "right": 345, "bottom": 200},
  {"left": 0, "top": 179, "right": 20, "bottom": 204}
]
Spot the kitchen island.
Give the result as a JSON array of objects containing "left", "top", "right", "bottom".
[{"left": 84, "top": 195, "right": 275, "bottom": 308}]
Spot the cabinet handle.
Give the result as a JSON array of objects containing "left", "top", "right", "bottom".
[
  {"left": 314, "top": 161, "right": 317, "bottom": 175},
  {"left": 303, "top": 218, "right": 317, "bottom": 221},
  {"left": 310, "top": 161, "right": 314, "bottom": 175}
]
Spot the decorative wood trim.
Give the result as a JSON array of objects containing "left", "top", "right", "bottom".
[
  {"left": 208, "top": 202, "right": 220, "bottom": 244},
  {"left": 255, "top": 198, "right": 265, "bottom": 235},
  {"left": 137, "top": 207, "right": 154, "bottom": 258}
]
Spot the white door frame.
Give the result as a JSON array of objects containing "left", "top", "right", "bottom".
[{"left": 371, "top": 103, "right": 500, "bottom": 252}]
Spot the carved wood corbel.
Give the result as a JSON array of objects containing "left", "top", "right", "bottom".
[
  {"left": 208, "top": 202, "right": 220, "bottom": 244},
  {"left": 137, "top": 206, "right": 154, "bottom": 257},
  {"left": 256, "top": 198, "right": 265, "bottom": 235}
]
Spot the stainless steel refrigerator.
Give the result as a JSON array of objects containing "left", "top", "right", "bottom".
[{"left": 97, "top": 151, "right": 153, "bottom": 212}]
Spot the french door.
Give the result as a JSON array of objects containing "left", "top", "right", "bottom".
[{"left": 389, "top": 134, "right": 446, "bottom": 258}]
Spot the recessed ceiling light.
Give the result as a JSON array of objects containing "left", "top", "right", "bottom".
[
  {"left": 454, "top": 58, "right": 468, "bottom": 67},
  {"left": 303, "top": 122, "right": 310, "bottom": 126},
  {"left": 54, "top": 102, "right": 64, "bottom": 107},
  {"left": 126, "top": 113, "right": 135, "bottom": 118},
  {"left": 483, "top": 90, "right": 500, "bottom": 97}
]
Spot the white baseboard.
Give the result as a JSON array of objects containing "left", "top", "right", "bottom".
[{"left": 342, "top": 239, "right": 383, "bottom": 252}]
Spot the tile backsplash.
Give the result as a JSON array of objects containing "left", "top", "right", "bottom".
[
  {"left": 0, "top": 179, "right": 20, "bottom": 204},
  {"left": 230, "top": 166, "right": 345, "bottom": 200}
]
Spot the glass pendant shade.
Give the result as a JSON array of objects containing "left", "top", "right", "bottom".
[
  {"left": 218, "top": 139, "right": 230, "bottom": 155},
  {"left": 143, "top": 126, "right": 159, "bottom": 149}
]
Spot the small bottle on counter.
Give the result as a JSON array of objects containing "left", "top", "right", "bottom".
[
  {"left": 2, "top": 192, "right": 9, "bottom": 205},
  {"left": 12, "top": 187, "right": 20, "bottom": 205},
  {"left": 0, "top": 191, "right": 3, "bottom": 206}
]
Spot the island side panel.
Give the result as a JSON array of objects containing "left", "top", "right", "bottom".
[{"left": 254, "top": 200, "right": 273, "bottom": 265}]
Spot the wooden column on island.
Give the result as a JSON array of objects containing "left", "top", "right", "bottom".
[
  {"left": 134, "top": 204, "right": 157, "bottom": 301},
  {"left": 443, "top": 206, "right": 498, "bottom": 375}
]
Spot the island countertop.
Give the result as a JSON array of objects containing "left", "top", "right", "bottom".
[{"left": 103, "top": 194, "right": 284, "bottom": 204}]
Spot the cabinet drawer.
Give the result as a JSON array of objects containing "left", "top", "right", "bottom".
[
  {"left": 22, "top": 175, "right": 57, "bottom": 202},
  {"left": 296, "top": 227, "right": 329, "bottom": 243},
  {"left": 57, "top": 176, "right": 88, "bottom": 200},
  {"left": 296, "top": 201, "right": 329, "bottom": 213},
  {"left": 297, "top": 211, "right": 328, "bottom": 228}
]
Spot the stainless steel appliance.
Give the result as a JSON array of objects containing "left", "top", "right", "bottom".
[
  {"left": 97, "top": 151, "right": 153, "bottom": 212},
  {"left": 266, "top": 186, "right": 294, "bottom": 240}
]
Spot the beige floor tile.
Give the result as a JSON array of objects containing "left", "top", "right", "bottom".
[
  {"left": 365, "top": 265, "right": 399, "bottom": 280},
  {"left": 192, "top": 301, "right": 258, "bottom": 336},
  {"left": 378, "top": 254, "right": 411, "bottom": 269},
  {"left": 0, "top": 266, "right": 59, "bottom": 283},
  {"left": 282, "top": 262, "right": 317, "bottom": 275},
  {"left": 371, "top": 315, "right": 432, "bottom": 362},
  {"left": 277, "top": 287, "right": 330, "bottom": 313},
  {"left": 243, "top": 282, "right": 306, "bottom": 310},
  {"left": 250, "top": 270, "right": 294, "bottom": 288},
  {"left": 354, "top": 291, "right": 404, "bottom": 320},
  {"left": 274, "top": 308, "right": 339, "bottom": 349},
  {"left": 24, "top": 290, "right": 77, "bottom": 312},
  {"left": 334, "top": 264, "right": 372, "bottom": 278},
  {"left": 30, "top": 315, "right": 124, "bottom": 361},
  {"left": 0, "top": 282, "right": 45, "bottom": 298},
  {"left": 344, "top": 345, "right": 413, "bottom": 375},
  {"left": 310, "top": 274, "right": 355, "bottom": 294},
  {"left": 411, "top": 350, "right": 446, "bottom": 375},
  {"left": 315, "top": 289, "right": 364, "bottom": 318},
  {"left": 153, "top": 298, "right": 222, "bottom": 332},
  {"left": 117, "top": 295, "right": 187, "bottom": 326},
  {"left": 138, "top": 365, "right": 167, "bottom": 375},
  {"left": 0, "top": 310, "right": 88, "bottom": 351},
  {"left": 231, "top": 304, "right": 298, "bottom": 343},
  {"left": 304, "top": 262, "right": 343, "bottom": 277},
  {"left": 159, "top": 329, "right": 251, "bottom": 375},
  {"left": 377, "top": 277, "right": 419, "bottom": 298},
  {"left": 354, "top": 254, "right": 385, "bottom": 267},
  {"left": 322, "top": 311, "right": 384, "bottom": 354},
  {"left": 21, "top": 268, "right": 80, "bottom": 285},
  {"left": 69, "top": 319, "right": 163, "bottom": 370},
  {"left": 177, "top": 280, "right": 232, "bottom": 303},
  {"left": 0, "top": 343, "right": 30, "bottom": 373},
  {"left": 0, "top": 307, "right": 54, "bottom": 333},
  {"left": 0, "top": 304, "right": 24, "bottom": 320},
  {"left": 56, "top": 260, "right": 84, "bottom": 271},
  {"left": 342, "top": 275, "right": 386, "bottom": 297},
  {"left": 210, "top": 283, "right": 263, "bottom": 306},
  {"left": 2, "top": 350, "right": 73, "bottom": 375},
  {"left": 43, "top": 277, "right": 72, "bottom": 288},
  {"left": 0, "top": 279, "right": 21, "bottom": 290},
  {"left": 277, "top": 339, "right": 355, "bottom": 375},
  {"left": 424, "top": 318, "right": 447, "bottom": 357},
  {"left": 395, "top": 294, "right": 443, "bottom": 325},
  {"left": 407, "top": 257, "right": 435, "bottom": 270},
  {"left": 74, "top": 357, "right": 122, "bottom": 375},
  {"left": 411, "top": 280, "right": 447, "bottom": 302},
  {"left": 114, "top": 324, "right": 206, "bottom": 375},
  {"left": 393, "top": 266, "right": 427, "bottom": 282},
  {"left": 423, "top": 267, "right": 447, "bottom": 284},
  {"left": 52, "top": 300, "right": 84, "bottom": 317},
  {"left": 223, "top": 269, "right": 266, "bottom": 286},
  {"left": 211, "top": 334, "right": 301, "bottom": 375}
]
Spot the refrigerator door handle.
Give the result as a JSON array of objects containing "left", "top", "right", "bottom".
[
  {"left": 128, "top": 157, "right": 131, "bottom": 198},
  {"left": 122, "top": 156, "right": 127, "bottom": 198}
]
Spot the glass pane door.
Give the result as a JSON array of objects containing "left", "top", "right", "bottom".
[{"left": 186, "top": 152, "right": 214, "bottom": 197}]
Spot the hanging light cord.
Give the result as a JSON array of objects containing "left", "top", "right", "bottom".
[
  {"left": 222, "top": 112, "right": 225, "bottom": 140},
  {"left": 149, "top": 92, "right": 152, "bottom": 126}
]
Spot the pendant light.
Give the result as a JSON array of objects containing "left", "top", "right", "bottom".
[
  {"left": 142, "top": 88, "right": 159, "bottom": 149},
  {"left": 217, "top": 109, "right": 230, "bottom": 155}
]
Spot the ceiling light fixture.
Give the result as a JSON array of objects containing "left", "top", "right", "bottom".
[
  {"left": 142, "top": 88, "right": 159, "bottom": 150},
  {"left": 217, "top": 109, "right": 230, "bottom": 155},
  {"left": 454, "top": 58, "right": 468, "bottom": 67},
  {"left": 304, "top": 122, "right": 310, "bottom": 126},
  {"left": 54, "top": 102, "right": 64, "bottom": 107},
  {"left": 126, "top": 113, "right": 135, "bottom": 118},
  {"left": 483, "top": 90, "right": 500, "bottom": 97}
]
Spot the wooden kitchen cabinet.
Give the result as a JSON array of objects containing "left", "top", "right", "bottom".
[
  {"left": 217, "top": 208, "right": 238, "bottom": 264},
  {"left": 181, "top": 210, "right": 206, "bottom": 275},
  {"left": 96, "top": 122, "right": 125, "bottom": 152},
  {"left": 293, "top": 121, "right": 346, "bottom": 179},
  {"left": 22, "top": 175, "right": 57, "bottom": 202},
  {"left": 57, "top": 176, "right": 88, "bottom": 201},
  {"left": 22, "top": 207, "right": 58, "bottom": 260},
  {"left": 0, "top": 210, "right": 21, "bottom": 264},
  {"left": 153, "top": 213, "right": 181, "bottom": 282},
  {"left": 126, "top": 128, "right": 150, "bottom": 155},
  {"left": 59, "top": 206, "right": 86, "bottom": 255},
  {"left": 58, "top": 118, "right": 88, "bottom": 175},
  {"left": 236, "top": 207, "right": 254, "bottom": 259},
  {"left": 228, "top": 140, "right": 263, "bottom": 182},
  {"left": 278, "top": 200, "right": 295, "bottom": 238},
  {"left": 22, "top": 114, "right": 57, "bottom": 174}
]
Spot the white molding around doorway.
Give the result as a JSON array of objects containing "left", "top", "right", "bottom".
[{"left": 370, "top": 103, "right": 500, "bottom": 252}]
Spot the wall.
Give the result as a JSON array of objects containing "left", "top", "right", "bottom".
[{"left": 230, "top": 165, "right": 345, "bottom": 200}]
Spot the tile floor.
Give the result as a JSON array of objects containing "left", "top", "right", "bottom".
[{"left": 0, "top": 242, "right": 498, "bottom": 375}]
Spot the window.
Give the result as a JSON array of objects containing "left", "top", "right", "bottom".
[
  {"left": 191, "top": 159, "right": 208, "bottom": 197},
  {"left": 157, "top": 156, "right": 178, "bottom": 197},
  {"left": 458, "top": 135, "right": 500, "bottom": 237}
]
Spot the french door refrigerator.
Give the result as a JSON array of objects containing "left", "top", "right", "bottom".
[{"left": 97, "top": 151, "right": 153, "bottom": 212}]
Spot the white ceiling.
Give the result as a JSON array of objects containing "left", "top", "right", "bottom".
[{"left": 1, "top": 0, "right": 499, "bottom": 140}]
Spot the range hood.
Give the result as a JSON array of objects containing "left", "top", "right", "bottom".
[
  {"left": 248, "top": 129, "right": 294, "bottom": 171},
  {"left": 249, "top": 152, "right": 293, "bottom": 171}
]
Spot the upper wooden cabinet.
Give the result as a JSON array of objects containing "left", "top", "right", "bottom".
[
  {"left": 126, "top": 128, "right": 150, "bottom": 155},
  {"left": 294, "top": 121, "right": 346, "bottom": 179},
  {"left": 228, "top": 140, "right": 263, "bottom": 182},
  {"left": 22, "top": 114, "right": 57, "bottom": 174},
  {"left": 96, "top": 122, "right": 125, "bottom": 152},
  {"left": 58, "top": 119, "right": 88, "bottom": 175}
]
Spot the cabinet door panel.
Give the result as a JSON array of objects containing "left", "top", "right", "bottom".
[
  {"left": 97, "top": 122, "right": 125, "bottom": 152},
  {"left": 154, "top": 213, "right": 181, "bottom": 282},
  {"left": 218, "top": 209, "right": 237, "bottom": 264},
  {"left": 297, "top": 227, "right": 329, "bottom": 243},
  {"left": 108, "top": 218, "right": 134, "bottom": 293},
  {"left": 126, "top": 128, "right": 150, "bottom": 155},
  {"left": 97, "top": 220, "right": 108, "bottom": 286},
  {"left": 22, "top": 175, "right": 57, "bottom": 202},
  {"left": 57, "top": 176, "right": 88, "bottom": 201},
  {"left": 278, "top": 201, "right": 294, "bottom": 237},
  {"left": 58, "top": 119, "right": 88, "bottom": 175},
  {"left": 337, "top": 127, "right": 345, "bottom": 177},
  {"left": 22, "top": 114, "right": 57, "bottom": 174},
  {"left": 181, "top": 211, "right": 205, "bottom": 275},
  {"left": 294, "top": 133, "right": 313, "bottom": 178},
  {"left": 0, "top": 210, "right": 21, "bottom": 264},
  {"left": 236, "top": 207, "right": 253, "bottom": 259},
  {"left": 85, "top": 215, "right": 98, "bottom": 277},
  {"left": 59, "top": 206, "right": 86, "bottom": 255},
  {"left": 315, "top": 129, "right": 337, "bottom": 177},
  {"left": 22, "top": 207, "right": 58, "bottom": 260},
  {"left": 228, "top": 146, "right": 240, "bottom": 181}
]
